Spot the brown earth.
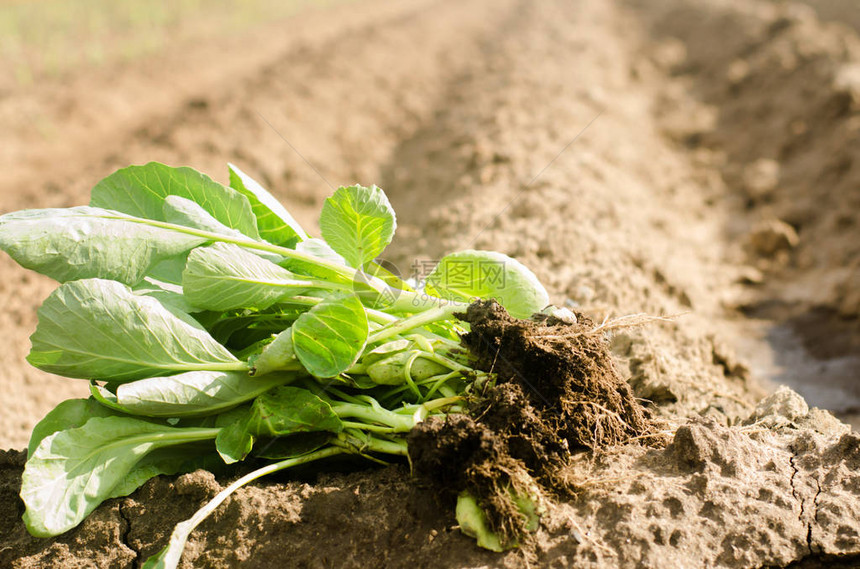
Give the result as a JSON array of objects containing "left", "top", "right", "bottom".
[{"left": 2, "top": 0, "right": 860, "bottom": 567}]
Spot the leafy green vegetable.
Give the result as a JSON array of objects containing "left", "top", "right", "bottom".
[
  {"left": 214, "top": 422, "right": 255, "bottom": 464},
  {"left": 133, "top": 278, "right": 198, "bottom": 315},
  {"left": 291, "top": 296, "right": 368, "bottom": 377},
  {"left": 283, "top": 237, "right": 351, "bottom": 282},
  {"left": 252, "top": 432, "right": 332, "bottom": 460},
  {"left": 0, "top": 162, "right": 555, "bottom": 562},
  {"left": 248, "top": 386, "right": 344, "bottom": 436},
  {"left": 21, "top": 416, "right": 218, "bottom": 537},
  {"left": 27, "top": 398, "right": 118, "bottom": 458},
  {"left": 91, "top": 162, "right": 260, "bottom": 239},
  {"left": 456, "top": 492, "right": 505, "bottom": 552},
  {"left": 425, "top": 250, "right": 550, "bottom": 319},
  {"left": 216, "top": 386, "right": 343, "bottom": 463},
  {"left": 183, "top": 242, "right": 319, "bottom": 311},
  {"left": 93, "top": 370, "right": 296, "bottom": 418},
  {"left": 162, "top": 195, "right": 247, "bottom": 238},
  {"left": 104, "top": 444, "right": 215, "bottom": 500},
  {"left": 319, "top": 184, "right": 396, "bottom": 268},
  {"left": 28, "top": 279, "right": 243, "bottom": 381},
  {"left": 228, "top": 163, "right": 308, "bottom": 247},
  {"left": 0, "top": 207, "right": 207, "bottom": 285},
  {"left": 249, "top": 327, "right": 297, "bottom": 377}
]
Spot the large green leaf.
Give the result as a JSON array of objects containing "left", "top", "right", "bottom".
[
  {"left": 425, "top": 250, "right": 550, "bottom": 319},
  {"left": 134, "top": 278, "right": 197, "bottom": 315},
  {"left": 28, "top": 279, "right": 241, "bottom": 381},
  {"left": 27, "top": 398, "right": 118, "bottom": 458},
  {"left": 214, "top": 421, "right": 255, "bottom": 464},
  {"left": 249, "top": 327, "right": 297, "bottom": 377},
  {"left": 91, "top": 162, "right": 260, "bottom": 239},
  {"left": 182, "top": 242, "right": 312, "bottom": 311},
  {"left": 21, "top": 416, "right": 218, "bottom": 537},
  {"left": 252, "top": 432, "right": 332, "bottom": 460},
  {"left": 319, "top": 185, "right": 396, "bottom": 268},
  {"left": 204, "top": 309, "right": 302, "bottom": 349},
  {"left": 228, "top": 163, "right": 308, "bottom": 247},
  {"left": 0, "top": 207, "right": 207, "bottom": 285},
  {"left": 106, "top": 370, "right": 294, "bottom": 417},
  {"left": 282, "top": 237, "right": 349, "bottom": 280},
  {"left": 456, "top": 492, "right": 505, "bottom": 552},
  {"left": 291, "top": 296, "right": 368, "bottom": 378},
  {"left": 104, "top": 444, "right": 213, "bottom": 500},
  {"left": 216, "top": 386, "right": 343, "bottom": 463},
  {"left": 162, "top": 195, "right": 246, "bottom": 238},
  {"left": 247, "top": 386, "right": 343, "bottom": 436}
]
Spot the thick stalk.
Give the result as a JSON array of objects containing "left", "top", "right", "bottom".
[
  {"left": 368, "top": 303, "right": 464, "bottom": 344},
  {"left": 332, "top": 402, "right": 416, "bottom": 432},
  {"left": 334, "top": 432, "right": 409, "bottom": 456}
]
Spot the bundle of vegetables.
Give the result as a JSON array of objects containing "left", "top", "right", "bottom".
[{"left": 0, "top": 163, "right": 555, "bottom": 567}]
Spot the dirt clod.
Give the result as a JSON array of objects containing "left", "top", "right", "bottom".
[
  {"left": 409, "top": 300, "right": 653, "bottom": 544},
  {"left": 459, "top": 300, "right": 651, "bottom": 452},
  {"left": 408, "top": 414, "right": 538, "bottom": 542},
  {"left": 747, "top": 219, "right": 800, "bottom": 258}
]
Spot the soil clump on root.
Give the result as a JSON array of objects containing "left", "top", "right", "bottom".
[
  {"left": 461, "top": 300, "right": 651, "bottom": 455},
  {"left": 408, "top": 300, "right": 652, "bottom": 545}
]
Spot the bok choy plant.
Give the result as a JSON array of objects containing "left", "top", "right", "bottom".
[{"left": 0, "top": 162, "right": 551, "bottom": 567}]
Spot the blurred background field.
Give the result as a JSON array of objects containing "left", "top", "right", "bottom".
[{"left": 0, "top": 0, "right": 351, "bottom": 90}]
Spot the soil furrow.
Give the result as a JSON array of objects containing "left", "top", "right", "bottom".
[{"left": 626, "top": 0, "right": 860, "bottom": 424}]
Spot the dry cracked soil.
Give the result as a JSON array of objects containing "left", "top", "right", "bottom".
[{"left": 2, "top": 0, "right": 860, "bottom": 567}]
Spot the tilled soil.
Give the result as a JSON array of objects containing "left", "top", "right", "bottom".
[{"left": 2, "top": 0, "right": 860, "bottom": 567}]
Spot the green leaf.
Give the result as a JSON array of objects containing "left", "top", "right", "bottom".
[
  {"left": 0, "top": 207, "right": 207, "bottom": 285},
  {"left": 248, "top": 386, "right": 343, "bottom": 436},
  {"left": 296, "top": 238, "right": 347, "bottom": 265},
  {"left": 100, "top": 370, "right": 296, "bottom": 417},
  {"left": 204, "top": 310, "right": 301, "bottom": 350},
  {"left": 142, "top": 547, "right": 169, "bottom": 569},
  {"left": 182, "top": 242, "right": 312, "bottom": 312},
  {"left": 215, "top": 386, "right": 343, "bottom": 463},
  {"left": 291, "top": 296, "right": 368, "bottom": 378},
  {"left": 89, "top": 383, "right": 131, "bottom": 413},
  {"left": 91, "top": 162, "right": 260, "bottom": 239},
  {"left": 228, "top": 163, "right": 308, "bottom": 247},
  {"left": 162, "top": 195, "right": 247, "bottom": 238},
  {"left": 28, "top": 279, "right": 241, "bottom": 381},
  {"left": 105, "top": 443, "right": 212, "bottom": 500},
  {"left": 319, "top": 184, "right": 396, "bottom": 268},
  {"left": 455, "top": 492, "right": 505, "bottom": 552},
  {"left": 147, "top": 255, "right": 191, "bottom": 286},
  {"left": 134, "top": 278, "right": 198, "bottom": 315},
  {"left": 21, "top": 416, "right": 218, "bottom": 537},
  {"left": 214, "top": 422, "right": 254, "bottom": 464},
  {"left": 425, "top": 250, "right": 549, "bottom": 319},
  {"left": 363, "top": 339, "right": 411, "bottom": 366},
  {"left": 249, "top": 327, "right": 297, "bottom": 377},
  {"left": 27, "top": 398, "right": 118, "bottom": 458},
  {"left": 253, "top": 432, "right": 332, "bottom": 460},
  {"left": 282, "top": 237, "right": 350, "bottom": 280}
]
